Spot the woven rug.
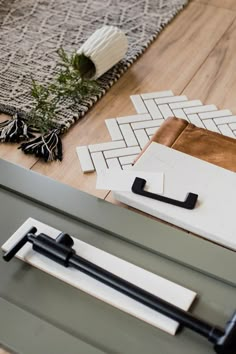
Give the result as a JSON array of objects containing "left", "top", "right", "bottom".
[{"left": 0, "top": 0, "right": 189, "bottom": 159}]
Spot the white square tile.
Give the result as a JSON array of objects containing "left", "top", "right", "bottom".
[{"left": 172, "top": 108, "right": 188, "bottom": 121}]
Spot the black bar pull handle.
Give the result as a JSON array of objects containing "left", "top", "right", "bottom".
[
  {"left": 132, "top": 177, "right": 198, "bottom": 210},
  {"left": 2, "top": 228, "right": 236, "bottom": 354}
]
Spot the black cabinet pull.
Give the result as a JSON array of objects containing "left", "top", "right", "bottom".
[
  {"left": 3, "top": 227, "right": 236, "bottom": 354},
  {"left": 132, "top": 177, "right": 198, "bottom": 210}
]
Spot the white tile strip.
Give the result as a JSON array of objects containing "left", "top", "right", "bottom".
[
  {"left": 141, "top": 90, "right": 173, "bottom": 100},
  {"left": 155, "top": 95, "right": 188, "bottom": 105},
  {"left": 120, "top": 124, "right": 138, "bottom": 146},
  {"left": 76, "top": 90, "right": 236, "bottom": 175},
  {"left": 199, "top": 109, "right": 232, "bottom": 119},
  {"left": 130, "top": 95, "right": 148, "bottom": 113},
  {"left": 132, "top": 119, "right": 163, "bottom": 130},
  {"left": 89, "top": 140, "right": 126, "bottom": 153},
  {"left": 91, "top": 152, "right": 108, "bottom": 171},
  {"left": 76, "top": 146, "right": 94, "bottom": 173},
  {"left": 122, "top": 164, "right": 134, "bottom": 170},
  {"left": 218, "top": 124, "right": 236, "bottom": 138},
  {"left": 134, "top": 129, "right": 150, "bottom": 148},
  {"left": 184, "top": 105, "right": 217, "bottom": 114},
  {"left": 172, "top": 108, "right": 189, "bottom": 121},
  {"left": 105, "top": 119, "right": 123, "bottom": 140},
  {"left": 169, "top": 100, "right": 202, "bottom": 109},
  {"left": 187, "top": 114, "right": 205, "bottom": 128},
  {"left": 144, "top": 99, "right": 163, "bottom": 119},
  {"left": 202, "top": 119, "right": 220, "bottom": 133},
  {"left": 158, "top": 104, "right": 174, "bottom": 119},
  {"left": 104, "top": 146, "right": 141, "bottom": 159},
  {"left": 116, "top": 113, "right": 151, "bottom": 124},
  {"left": 213, "top": 116, "right": 236, "bottom": 124}
]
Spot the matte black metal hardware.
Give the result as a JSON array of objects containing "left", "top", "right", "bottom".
[
  {"left": 3, "top": 228, "right": 236, "bottom": 354},
  {"left": 132, "top": 177, "right": 198, "bottom": 210}
]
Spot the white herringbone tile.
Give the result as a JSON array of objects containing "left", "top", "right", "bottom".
[{"left": 76, "top": 90, "right": 236, "bottom": 173}]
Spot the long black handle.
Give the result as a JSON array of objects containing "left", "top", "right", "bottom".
[
  {"left": 132, "top": 177, "right": 198, "bottom": 210},
  {"left": 2, "top": 228, "right": 236, "bottom": 354}
]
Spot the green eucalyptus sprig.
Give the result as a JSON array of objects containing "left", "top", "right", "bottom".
[{"left": 28, "top": 48, "right": 99, "bottom": 134}]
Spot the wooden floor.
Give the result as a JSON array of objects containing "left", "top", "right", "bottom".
[{"left": 1, "top": 0, "right": 236, "bottom": 353}]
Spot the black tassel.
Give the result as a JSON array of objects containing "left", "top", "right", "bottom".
[
  {"left": 19, "top": 129, "right": 63, "bottom": 162},
  {"left": 0, "top": 113, "right": 35, "bottom": 143}
]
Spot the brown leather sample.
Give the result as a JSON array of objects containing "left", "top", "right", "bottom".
[{"left": 135, "top": 117, "right": 236, "bottom": 172}]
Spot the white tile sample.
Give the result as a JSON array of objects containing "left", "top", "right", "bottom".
[
  {"left": 120, "top": 124, "right": 138, "bottom": 146},
  {"left": 141, "top": 90, "right": 174, "bottom": 100},
  {"left": 113, "top": 143, "right": 236, "bottom": 251},
  {"left": 130, "top": 95, "right": 148, "bottom": 113},
  {"left": 89, "top": 140, "right": 126, "bottom": 153},
  {"left": 1, "top": 218, "right": 197, "bottom": 336},
  {"left": 104, "top": 146, "right": 141, "bottom": 159},
  {"left": 76, "top": 90, "right": 236, "bottom": 175},
  {"left": 76, "top": 146, "right": 94, "bottom": 173},
  {"left": 105, "top": 119, "right": 123, "bottom": 140}
]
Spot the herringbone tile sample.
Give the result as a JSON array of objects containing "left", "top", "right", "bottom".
[{"left": 76, "top": 90, "right": 236, "bottom": 173}]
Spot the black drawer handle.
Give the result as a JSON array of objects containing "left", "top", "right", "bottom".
[{"left": 132, "top": 177, "right": 198, "bottom": 210}]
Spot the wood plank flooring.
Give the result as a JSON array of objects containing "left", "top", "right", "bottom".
[{"left": 1, "top": 1, "right": 236, "bottom": 353}]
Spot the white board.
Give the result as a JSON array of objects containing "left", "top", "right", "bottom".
[
  {"left": 1, "top": 218, "right": 197, "bottom": 335},
  {"left": 113, "top": 143, "right": 236, "bottom": 251}
]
